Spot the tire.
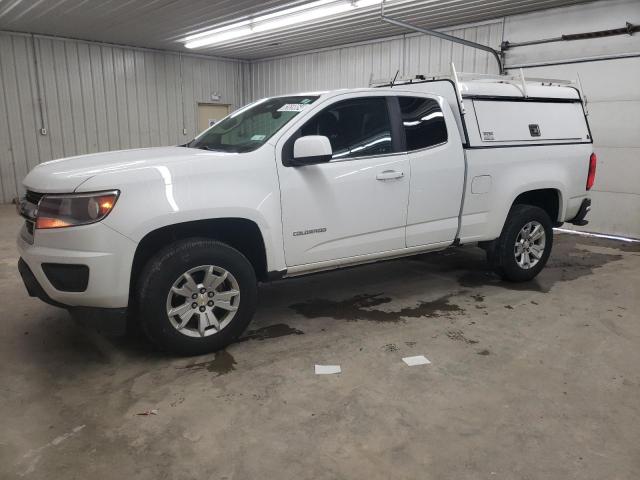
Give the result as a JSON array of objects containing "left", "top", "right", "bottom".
[
  {"left": 487, "top": 204, "right": 553, "bottom": 282},
  {"left": 136, "top": 238, "right": 257, "bottom": 355}
]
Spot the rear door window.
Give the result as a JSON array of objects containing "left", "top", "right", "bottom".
[{"left": 398, "top": 96, "right": 448, "bottom": 151}]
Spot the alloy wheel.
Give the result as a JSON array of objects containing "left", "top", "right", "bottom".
[{"left": 165, "top": 265, "right": 240, "bottom": 338}]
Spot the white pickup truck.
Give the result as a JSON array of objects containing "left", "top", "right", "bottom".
[{"left": 17, "top": 73, "right": 595, "bottom": 355}]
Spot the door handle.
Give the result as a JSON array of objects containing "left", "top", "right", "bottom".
[{"left": 376, "top": 170, "right": 404, "bottom": 181}]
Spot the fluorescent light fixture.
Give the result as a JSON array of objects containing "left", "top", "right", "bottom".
[{"left": 184, "top": 0, "right": 383, "bottom": 49}]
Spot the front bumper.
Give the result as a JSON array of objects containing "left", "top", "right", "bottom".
[
  {"left": 17, "top": 221, "right": 137, "bottom": 308},
  {"left": 18, "top": 258, "right": 67, "bottom": 308}
]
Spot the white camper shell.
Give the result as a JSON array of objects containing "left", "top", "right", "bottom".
[{"left": 372, "top": 70, "right": 592, "bottom": 149}]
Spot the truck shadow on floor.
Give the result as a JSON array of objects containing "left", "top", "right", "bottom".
[
  {"left": 20, "top": 233, "right": 634, "bottom": 364},
  {"left": 416, "top": 234, "right": 630, "bottom": 293},
  {"left": 281, "top": 233, "right": 633, "bottom": 320}
]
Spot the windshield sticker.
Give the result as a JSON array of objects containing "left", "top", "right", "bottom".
[
  {"left": 251, "top": 134, "right": 266, "bottom": 141},
  {"left": 278, "top": 103, "right": 306, "bottom": 112}
]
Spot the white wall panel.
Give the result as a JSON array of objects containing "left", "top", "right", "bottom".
[
  {"left": 0, "top": 32, "right": 244, "bottom": 202},
  {"left": 521, "top": 59, "right": 640, "bottom": 238},
  {"left": 504, "top": 0, "right": 640, "bottom": 67},
  {"left": 249, "top": 20, "right": 503, "bottom": 101}
]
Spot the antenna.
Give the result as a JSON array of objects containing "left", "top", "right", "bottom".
[
  {"left": 390, "top": 69, "right": 399, "bottom": 88},
  {"left": 576, "top": 73, "right": 589, "bottom": 116}
]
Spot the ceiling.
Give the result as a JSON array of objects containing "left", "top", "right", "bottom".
[{"left": 0, "top": 0, "right": 595, "bottom": 60}]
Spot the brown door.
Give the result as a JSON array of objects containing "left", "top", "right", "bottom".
[{"left": 197, "top": 104, "right": 230, "bottom": 133}]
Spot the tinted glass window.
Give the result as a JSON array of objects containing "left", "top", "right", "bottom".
[
  {"left": 188, "top": 95, "right": 318, "bottom": 153},
  {"left": 398, "top": 97, "right": 447, "bottom": 151},
  {"left": 301, "top": 97, "right": 392, "bottom": 160}
]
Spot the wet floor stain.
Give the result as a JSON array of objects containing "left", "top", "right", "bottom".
[
  {"left": 471, "top": 294, "right": 485, "bottom": 302},
  {"left": 446, "top": 330, "right": 478, "bottom": 344},
  {"left": 477, "top": 349, "right": 491, "bottom": 355},
  {"left": 289, "top": 292, "right": 465, "bottom": 323},
  {"left": 180, "top": 350, "right": 237, "bottom": 376},
  {"left": 238, "top": 323, "right": 304, "bottom": 342},
  {"left": 455, "top": 235, "right": 631, "bottom": 293}
]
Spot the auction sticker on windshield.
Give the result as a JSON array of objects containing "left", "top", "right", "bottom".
[{"left": 278, "top": 104, "right": 307, "bottom": 112}]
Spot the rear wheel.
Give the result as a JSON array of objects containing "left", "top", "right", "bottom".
[
  {"left": 136, "top": 238, "right": 257, "bottom": 355},
  {"left": 487, "top": 204, "right": 553, "bottom": 282}
]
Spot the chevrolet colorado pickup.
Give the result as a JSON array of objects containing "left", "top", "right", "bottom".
[{"left": 17, "top": 76, "right": 595, "bottom": 355}]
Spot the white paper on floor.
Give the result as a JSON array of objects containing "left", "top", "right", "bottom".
[
  {"left": 402, "top": 355, "right": 431, "bottom": 366},
  {"left": 315, "top": 364, "right": 341, "bottom": 375}
]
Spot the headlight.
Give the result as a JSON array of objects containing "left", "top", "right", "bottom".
[{"left": 35, "top": 190, "right": 120, "bottom": 229}]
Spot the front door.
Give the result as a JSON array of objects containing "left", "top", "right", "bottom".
[
  {"left": 276, "top": 95, "right": 410, "bottom": 267},
  {"left": 197, "top": 104, "right": 229, "bottom": 134}
]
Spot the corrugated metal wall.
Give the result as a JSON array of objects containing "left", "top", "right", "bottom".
[
  {"left": 502, "top": 0, "right": 640, "bottom": 238},
  {"left": 0, "top": 32, "right": 245, "bottom": 203},
  {"left": 249, "top": 20, "right": 504, "bottom": 100}
]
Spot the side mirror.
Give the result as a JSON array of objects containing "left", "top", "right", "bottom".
[{"left": 292, "top": 136, "right": 332, "bottom": 166}]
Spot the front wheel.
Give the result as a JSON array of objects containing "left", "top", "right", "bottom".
[
  {"left": 136, "top": 238, "right": 257, "bottom": 355},
  {"left": 487, "top": 205, "right": 553, "bottom": 282}
]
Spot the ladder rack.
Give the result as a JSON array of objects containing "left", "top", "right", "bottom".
[
  {"left": 369, "top": 66, "right": 576, "bottom": 88},
  {"left": 369, "top": 63, "right": 587, "bottom": 115}
]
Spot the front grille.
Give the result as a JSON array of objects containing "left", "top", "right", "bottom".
[{"left": 25, "top": 190, "right": 44, "bottom": 205}]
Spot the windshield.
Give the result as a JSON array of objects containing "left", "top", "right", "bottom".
[{"left": 187, "top": 95, "right": 319, "bottom": 153}]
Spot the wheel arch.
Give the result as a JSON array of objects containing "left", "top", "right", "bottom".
[
  {"left": 130, "top": 218, "right": 269, "bottom": 302},
  {"left": 511, "top": 188, "right": 563, "bottom": 224}
]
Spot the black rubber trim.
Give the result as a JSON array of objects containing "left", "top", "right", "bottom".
[
  {"left": 464, "top": 95, "right": 582, "bottom": 103},
  {"left": 265, "top": 269, "right": 287, "bottom": 282},
  {"left": 288, "top": 154, "right": 332, "bottom": 167},
  {"left": 41, "top": 263, "right": 89, "bottom": 292},
  {"left": 18, "top": 258, "right": 66, "bottom": 308},
  {"left": 386, "top": 96, "right": 405, "bottom": 153},
  {"left": 568, "top": 86, "right": 595, "bottom": 143},
  {"left": 568, "top": 198, "right": 591, "bottom": 226},
  {"left": 466, "top": 141, "right": 593, "bottom": 149}
]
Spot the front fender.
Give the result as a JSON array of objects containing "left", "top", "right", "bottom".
[{"left": 75, "top": 151, "right": 286, "bottom": 272}]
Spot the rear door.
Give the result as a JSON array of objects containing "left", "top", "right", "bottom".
[
  {"left": 276, "top": 94, "right": 410, "bottom": 267},
  {"left": 396, "top": 94, "right": 466, "bottom": 247}
]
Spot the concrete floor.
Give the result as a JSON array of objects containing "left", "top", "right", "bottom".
[{"left": 1, "top": 203, "right": 639, "bottom": 480}]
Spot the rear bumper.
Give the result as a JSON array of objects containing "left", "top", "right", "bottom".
[{"left": 568, "top": 198, "right": 591, "bottom": 226}]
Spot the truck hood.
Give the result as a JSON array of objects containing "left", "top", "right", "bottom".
[{"left": 22, "top": 146, "right": 229, "bottom": 193}]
